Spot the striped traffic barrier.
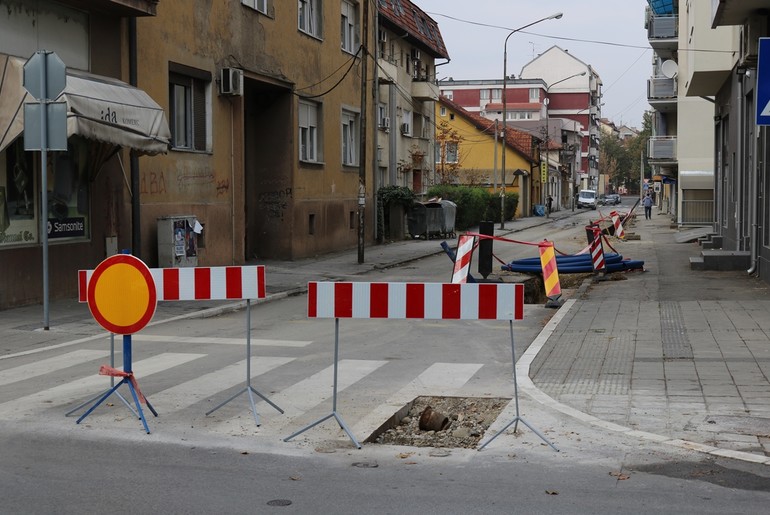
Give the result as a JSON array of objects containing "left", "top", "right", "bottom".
[
  {"left": 76, "top": 261, "right": 279, "bottom": 431},
  {"left": 286, "top": 281, "right": 557, "bottom": 451},
  {"left": 610, "top": 210, "right": 626, "bottom": 239},
  {"left": 538, "top": 241, "right": 562, "bottom": 304},
  {"left": 450, "top": 234, "right": 476, "bottom": 284},
  {"left": 585, "top": 224, "right": 606, "bottom": 272}
]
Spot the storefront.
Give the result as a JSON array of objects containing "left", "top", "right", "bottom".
[{"left": 0, "top": 53, "right": 170, "bottom": 309}]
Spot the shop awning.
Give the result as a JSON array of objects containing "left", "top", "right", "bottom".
[{"left": 0, "top": 54, "right": 170, "bottom": 155}]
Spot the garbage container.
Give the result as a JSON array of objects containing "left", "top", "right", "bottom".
[
  {"left": 408, "top": 201, "right": 445, "bottom": 239},
  {"left": 439, "top": 200, "right": 456, "bottom": 238},
  {"left": 407, "top": 202, "right": 427, "bottom": 239}
]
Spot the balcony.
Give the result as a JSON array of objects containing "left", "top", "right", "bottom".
[
  {"left": 648, "top": 76, "right": 677, "bottom": 112},
  {"left": 648, "top": 15, "right": 678, "bottom": 58},
  {"left": 411, "top": 79, "right": 439, "bottom": 101},
  {"left": 377, "top": 57, "right": 398, "bottom": 83},
  {"left": 647, "top": 136, "right": 677, "bottom": 163}
]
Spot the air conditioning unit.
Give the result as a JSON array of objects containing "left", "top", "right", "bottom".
[
  {"left": 400, "top": 123, "right": 410, "bottom": 135},
  {"left": 380, "top": 116, "right": 390, "bottom": 130},
  {"left": 411, "top": 49, "right": 421, "bottom": 60},
  {"left": 220, "top": 68, "right": 244, "bottom": 96},
  {"left": 740, "top": 17, "right": 768, "bottom": 66},
  {"left": 378, "top": 29, "right": 387, "bottom": 43}
]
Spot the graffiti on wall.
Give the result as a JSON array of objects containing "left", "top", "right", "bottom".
[{"left": 258, "top": 188, "right": 292, "bottom": 221}]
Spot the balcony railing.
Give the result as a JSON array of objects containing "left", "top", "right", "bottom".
[
  {"left": 411, "top": 80, "right": 439, "bottom": 101},
  {"left": 681, "top": 200, "right": 714, "bottom": 225},
  {"left": 648, "top": 15, "right": 678, "bottom": 39},
  {"left": 648, "top": 136, "right": 677, "bottom": 160}
]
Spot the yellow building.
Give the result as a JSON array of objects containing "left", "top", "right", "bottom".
[{"left": 435, "top": 97, "right": 540, "bottom": 217}]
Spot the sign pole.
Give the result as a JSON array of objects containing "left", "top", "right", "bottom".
[{"left": 38, "top": 55, "right": 50, "bottom": 330}]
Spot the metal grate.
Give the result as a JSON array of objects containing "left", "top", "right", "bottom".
[{"left": 660, "top": 301, "right": 693, "bottom": 359}]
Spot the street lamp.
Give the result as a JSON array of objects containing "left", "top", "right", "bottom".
[
  {"left": 500, "top": 12, "right": 563, "bottom": 229},
  {"left": 543, "top": 71, "right": 586, "bottom": 213}
]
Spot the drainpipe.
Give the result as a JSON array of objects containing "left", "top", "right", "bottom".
[
  {"left": 129, "top": 17, "right": 141, "bottom": 259},
  {"left": 736, "top": 73, "right": 744, "bottom": 252},
  {"left": 748, "top": 125, "right": 762, "bottom": 275},
  {"left": 373, "top": 6, "right": 380, "bottom": 242}
]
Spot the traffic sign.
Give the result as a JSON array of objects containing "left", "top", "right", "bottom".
[
  {"left": 87, "top": 254, "right": 157, "bottom": 335},
  {"left": 23, "top": 51, "right": 66, "bottom": 101},
  {"left": 23, "top": 101, "right": 67, "bottom": 151},
  {"left": 756, "top": 38, "right": 770, "bottom": 125}
]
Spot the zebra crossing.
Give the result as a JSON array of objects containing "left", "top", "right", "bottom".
[{"left": 0, "top": 332, "right": 513, "bottom": 446}]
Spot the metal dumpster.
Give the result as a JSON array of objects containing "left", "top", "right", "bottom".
[
  {"left": 440, "top": 200, "right": 456, "bottom": 238},
  {"left": 408, "top": 201, "right": 444, "bottom": 239}
]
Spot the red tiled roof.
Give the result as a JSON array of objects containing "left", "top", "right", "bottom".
[
  {"left": 378, "top": 0, "right": 449, "bottom": 58},
  {"left": 439, "top": 95, "right": 538, "bottom": 164}
]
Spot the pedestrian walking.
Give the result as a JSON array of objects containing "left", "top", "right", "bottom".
[
  {"left": 546, "top": 195, "right": 553, "bottom": 216},
  {"left": 643, "top": 193, "right": 653, "bottom": 220}
]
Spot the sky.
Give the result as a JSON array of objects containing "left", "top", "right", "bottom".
[{"left": 415, "top": 0, "right": 652, "bottom": 129}]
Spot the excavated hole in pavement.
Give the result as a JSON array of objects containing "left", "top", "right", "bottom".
[{"left": 365, "top": 396, "right": 511, "bottom": 449}]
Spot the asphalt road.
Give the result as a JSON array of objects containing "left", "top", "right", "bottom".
[{"left": 1, "top": 204, "right": 769, "bottom": 513}]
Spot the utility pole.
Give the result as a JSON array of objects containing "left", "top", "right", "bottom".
[{"left": 357, "top": 0, "right": 369, "bottom": 264}]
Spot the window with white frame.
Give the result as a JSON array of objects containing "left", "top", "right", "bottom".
[
  {"left": 480, "top": 90, "right": 490, "bottom": 101},
  {"left": 491, "top": 89, "right": 502, "bottom": 101},
  {"left": 439, "top": 106, "right": 447, "bottom": 117},
  {"left": 378, "top": 103, "right": 389, "bottom": 129},
  {"left": 443, "top": 90, "right": 453, "bottom": 101},
  {"left": 435, "top": 141, "right": 458, "bottom": 163},
  {"left": 299, "top": 99, "right": 320, "bottom": 162},
  {"left": 341, "top": 1, "right": 359, "bottom": 53},
  {"left": 529, "top": 87, "right": 539, "bottom": 102},
  {"left": 341, "top": 109, "right": 359, "bottom": 166},
  {"left": 299, "top": 0, "right": 322, "bottom": 38},
  {"left": 242, "top": 0, "right": 268, "bottom": 14},
  {"left": 169, "top": 64, "right": 210, "bottom": 151}
]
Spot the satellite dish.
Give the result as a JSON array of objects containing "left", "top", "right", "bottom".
[{"left": 661, "top": 60, "right": 678, "bottom": 79}]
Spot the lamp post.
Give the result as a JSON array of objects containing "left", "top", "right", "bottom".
[
  {"left": 500, "top": 12, "right": 563, "bottom": 229},
  {"left": 542, "top": 71, "right": 586, "bottom": 212}
]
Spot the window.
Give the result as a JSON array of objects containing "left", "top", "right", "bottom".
[
  {"left": 341, "top": 109, "right": 359, "bottom": 166},
  {"left": 242, "top": 0, "right": 268, "bottom": 14},
  {"left": 439, "top": 106, "right": 447, "bottom": 117},
  {"left": 492, "top": 89, "right": 502, "bottom": 101},
  {"left": 480, "top": 90, "right": 490, "bottom": 101},
  {"left": 435, "top": 141, "right": 458, "bottom": 164},
  {"left": 401, "top": 109, "right": 412, "bottom": 136},
  {"left": 444, "top": 90, "right": 453, "bottom": 101},
  {"left": 299, "top": 100, "right": 320, "bottom": 162},
  {"left": 445, "top": 142, "right": 458, "bottom": 163},
  {"left": 529, "top": 88, "right": 539, "bottom": 102},
  {"left": 299, "top": 0, "right": 322, "bottom": 38},
  {"left": 341, "top": 1, "right": 359, "bottom": 53},
  {"left": 169, "top": 64, "right": 210, "bottom": 151}
]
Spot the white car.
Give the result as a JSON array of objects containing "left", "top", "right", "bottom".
[{"left": 577, "top": 189, "right": 598, "bottom": 209}]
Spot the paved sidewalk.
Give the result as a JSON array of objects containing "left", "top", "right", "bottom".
[
  {"left": 2, "top": 204, "right": 770, "bottom": 465},
  {"left": 525, "top": 211, "right": 770, "bottom": 465}
]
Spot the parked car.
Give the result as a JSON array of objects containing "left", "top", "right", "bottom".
[
  {"left": 576, "top": 189, "right": 598, "bottom": 209},
  {"left": 606, "top": 193, "right": 621, "bottom": 205},
  {"left": 597, "top": 194, "right": 608, "bottom": 206}
]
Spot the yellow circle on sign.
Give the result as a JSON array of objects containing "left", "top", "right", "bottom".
[
  {"left": 87, "top": 254, "right": 157, "bottom": 334},
  {"left": 93, "top": 263, "right": 151, "bottom": 327}
]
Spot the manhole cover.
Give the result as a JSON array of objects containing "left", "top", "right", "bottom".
[
  {"left": 366, "top": 395, "right": 510, "bottom": 449},
  {"left": 266, "top": 499, "right": 292, "bottom": 507}
]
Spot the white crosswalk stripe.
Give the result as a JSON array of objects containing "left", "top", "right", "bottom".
[
  {"left": 147, "top": 356, "right": 295, "bottom": 411},
  {"left": 0, "top": 349, "right": 108, "bottom": 387},
  {"left": 130, "top": 334, "right": 313, "bottom": 347},
  {"left": 0, "top": 341, "right": 497, "bottom": 445},
  {"left": 0, "top": 353, "right": 205, "bottom": 418}
]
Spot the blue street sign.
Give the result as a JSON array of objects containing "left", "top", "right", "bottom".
[{"left": 756, "top": 38, "right": 770, "bottom": 125}]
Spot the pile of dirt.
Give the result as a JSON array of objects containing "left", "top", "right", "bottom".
[{"left": 368, "top": 395, "right": 510, "bottom": 449}]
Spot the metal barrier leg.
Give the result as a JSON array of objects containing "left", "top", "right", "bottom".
[
  {"left": 206, "top": 300, "right": 283, "bottom": 426},
  {"left": 478, "top": 321, "right": 559, "bottom": 451},
  {"left": 284, "top": 318, "right": 361, "bottom": 449}
]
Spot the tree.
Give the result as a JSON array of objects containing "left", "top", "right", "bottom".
[
  {"left": 624, "top": 111, "right": 653, "bottom": 194},
  {"left": 434, "top": 120, "right": 463, "bottom": 185}
]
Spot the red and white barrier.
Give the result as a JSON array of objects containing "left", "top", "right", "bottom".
[
  {"left": 610, "top": 210, "right": 625, "bottom": 239},
  {"left": 451, "top": 235, "right": 475, "bottom": 284},
  {"left": 307, "top": 281, "right": 524, "bottom": 320},
  {"left": 79, "top": 265, "right": 266, "bottom": 302},
  {"left": 588, "top": 226, "right": 606, "bottom": 272}
]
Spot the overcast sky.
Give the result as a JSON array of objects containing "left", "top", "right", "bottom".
[{"left": 416, "top": 0, "right": 651, "bottom": 128}]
